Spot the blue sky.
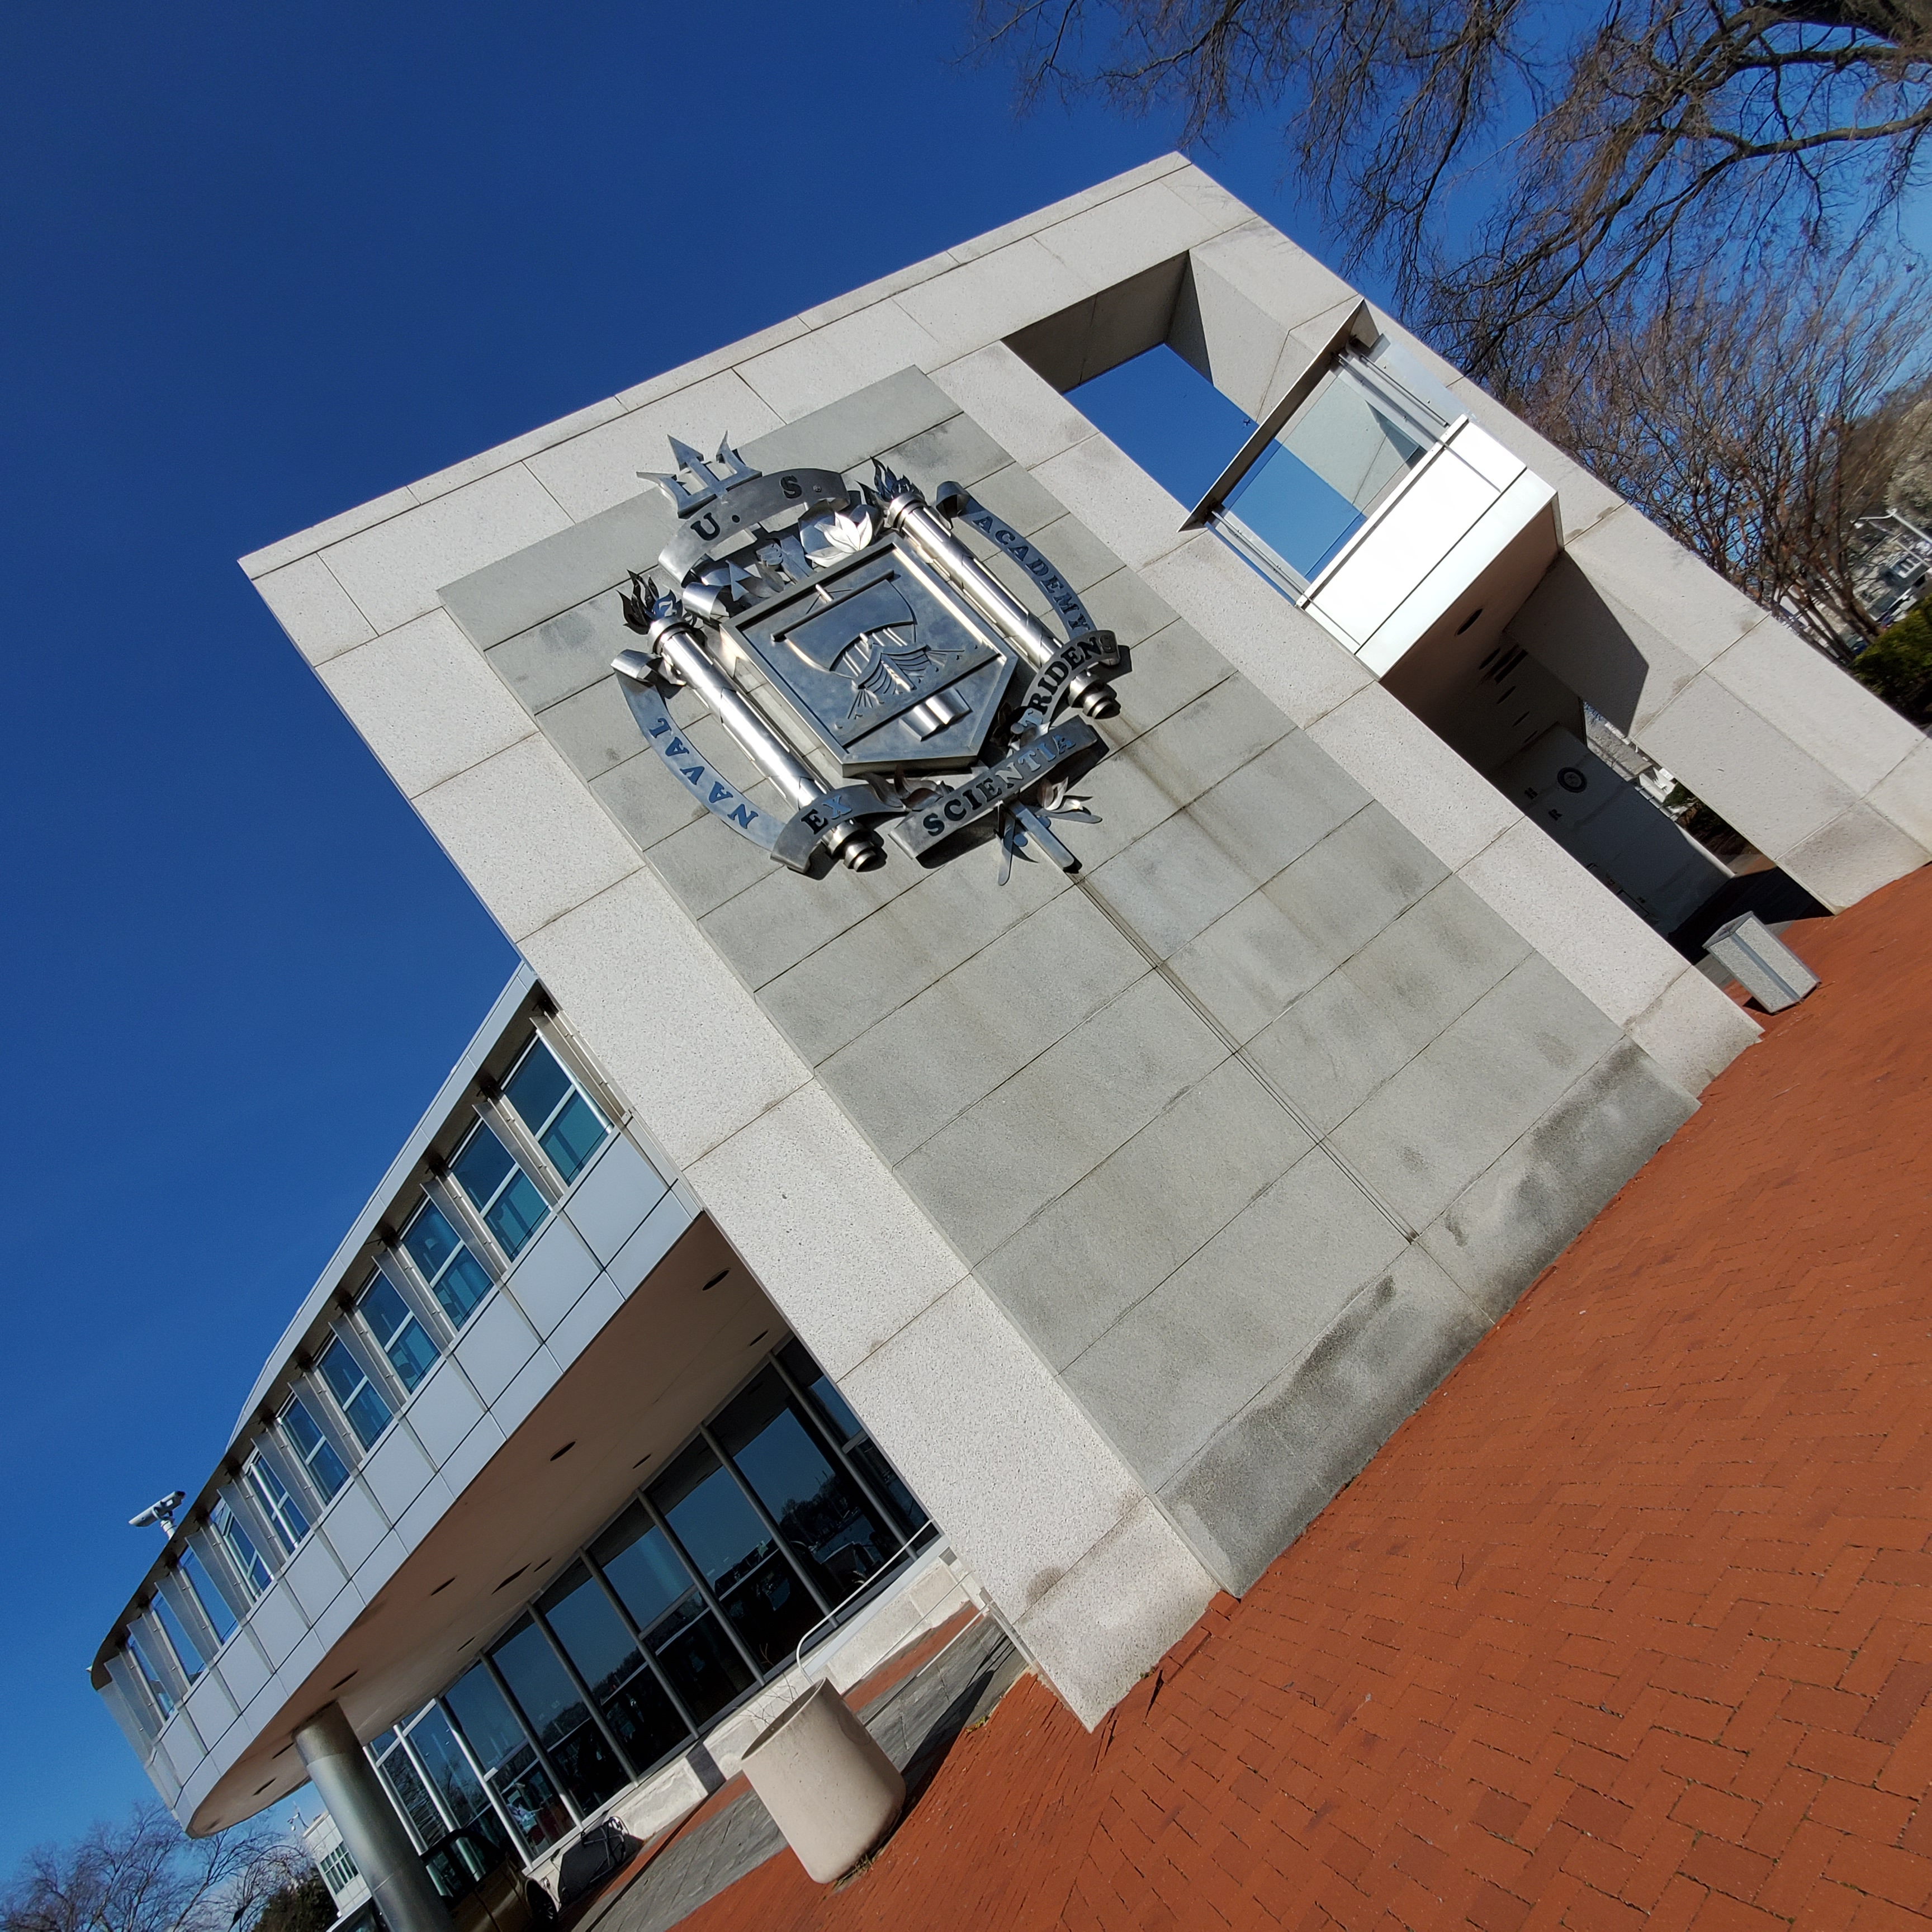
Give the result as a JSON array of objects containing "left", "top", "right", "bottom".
[{"left": 0, "top": 0, "right": 1378, "bottom": 1872}]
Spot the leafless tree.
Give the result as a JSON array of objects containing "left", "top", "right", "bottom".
[
  {"left": 974, "top": 0, "right": 1932, "bottom": 396},
  {"left": 2, "top": 1805, "right": 310, "bottom": 1932},
  {"left": 1524, "top": 263, "right": 1931, "bottom": 656}
]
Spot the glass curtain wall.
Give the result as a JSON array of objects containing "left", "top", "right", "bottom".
[{"left": 415, "top": 1342, "right": 931, "bottom": 1858}]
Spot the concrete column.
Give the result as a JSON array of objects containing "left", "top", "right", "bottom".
[{"left": 295, "top": 1704, "right": 448, "bottom": 1932}]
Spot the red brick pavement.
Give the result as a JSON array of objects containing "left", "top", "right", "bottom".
[{"left": 682, "top": 869, "right": 1932, "bottom": 1932}]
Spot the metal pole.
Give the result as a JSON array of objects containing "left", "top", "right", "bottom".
[{"left": 294, "top": 1704, "right": 449, "bottom": 1932}]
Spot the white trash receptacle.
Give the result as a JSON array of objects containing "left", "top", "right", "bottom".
[
  {"left": 1704, "top": 911, "right": 1819, "bottom": 1013},
  {"left": 738, "top": 1679, "right": 906, "bottom": 1883}
]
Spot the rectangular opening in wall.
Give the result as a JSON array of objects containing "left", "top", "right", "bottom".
[{"left": 1066, "top": 343, "right": 1258, "bottom": 514}]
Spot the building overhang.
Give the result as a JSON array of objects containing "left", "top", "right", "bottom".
[{"left": 173, "top": 1215, "right": 780, "bottom": 1834}]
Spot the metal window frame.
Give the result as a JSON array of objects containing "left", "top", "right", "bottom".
[
  {"left": 152, "top": 1570, "right": 215, "bottom": 1681},
  {"left": 415, "top": 1698, "right": 529, "bottom": 1862},
  {"left": 767, "top": 1351, "right": 913, "bottom": 1544},
  {"left": 579, "top": 1550, "right": 704, "bottom": 1741},
  {"left": 176, "top": 1537, "right": 242, "bottom": 1647},
  {"left": 125, "top": 1618, "right": 181, "bottom": 1720},
  {"left": 406, "top": 1178, "right": 505, "bottom": 1319},
  {"left": 480, "top": 1650, "right": 582, "bottom": 1833},
  {"left": 243, "top": 1449, "right": 311, "bottom": 1555},
  {"left": 447, "top": 1117, "right": 550, "bottom": 1259},
  {"left": 500, "top": 1034, "right": 613, "bottom": 1181},
  {"left": 697, "top": 1419, "right": 836, "bottom": 1619},
  {"left": 356, "top": 1258, "right": 446, "bottom": 1388},
  {"left": 280, "top": 1393, "right": 351, "bottom": 1505},
  {"left": 145, "top": 1589, "right": 206, "bottom": 1690},
  {"left": 527, "top": 1602, "right": 640, "bottom": 1784},
  {"left": 209, "top": 1495, "right": 273, "bottom": 1598},
  {"left": 315, "top": 1329, "right": 395, "bottom": 1452}
]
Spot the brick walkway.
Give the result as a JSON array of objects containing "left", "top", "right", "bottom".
[{"left": 681, "top": 869, "right": 1932, "bottom": 1932}]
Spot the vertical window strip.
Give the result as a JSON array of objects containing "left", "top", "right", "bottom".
[
  {"left": 211, "top": 1498, "right": 271, "bottom": 1597},
  {"left": 245, "top": 1454, "right": 310, "bottom": 1555},
  {"left": 358, "top": 1267, "right": 441, "bottom": 1390},
  {"left": 449, "top": 1120, "right": 549, "bottom": 1259},
  {"left": 400, "top": 1195, "right": 494, "bottom": 1330},
  {"left": 502, "top": 1037, "right": 610, "bottom": 1185},
  {"left": 282, "top": 1396, "right": 350, "bottom": 1502},
  {"left": 318, "top": 1336, "right": 392, "bottom": 1450}
]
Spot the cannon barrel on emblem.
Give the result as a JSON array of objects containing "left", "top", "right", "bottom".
[
  {"left": 614, "top": 578, "right": 887, "bottom": 875},
  {"left": 874, "top": 474, "right": 1120, "bottom": 722}
]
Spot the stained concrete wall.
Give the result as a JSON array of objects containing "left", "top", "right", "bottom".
[{"left": 242, "top": 155, "right": 1866, "bottom": 1722}]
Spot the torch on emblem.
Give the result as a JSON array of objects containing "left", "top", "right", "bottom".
[{"left": 611, "top": 437, "right": 1131, "bottom": 882}]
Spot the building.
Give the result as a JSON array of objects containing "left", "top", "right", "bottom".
[{"left": 94, "top": 158, "right": 1930, "bottom": 1928}]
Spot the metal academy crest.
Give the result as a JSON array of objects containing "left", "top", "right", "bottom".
[{"left": 610, "top": 438, "right": 1132, "bottom": 882}]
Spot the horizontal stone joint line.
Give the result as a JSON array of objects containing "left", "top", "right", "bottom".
[{"left": 1073, "top": 874, "right": 1420, "bottom": 1243}]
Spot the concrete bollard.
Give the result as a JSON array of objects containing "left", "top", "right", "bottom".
[{"left": 738, "top": 1680, "right": 906, "bottom": 1883}]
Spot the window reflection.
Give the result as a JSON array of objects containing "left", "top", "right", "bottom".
[
  {"left": 451, "top": 1123, "right": 548, "bottom": 1259},
  {"left": 406, "top": 1706, "right": 494, "bottom": 1834},
  {"left": 318, "top": 1338, "right": 392, "bottom": 1450},
  {"left": 779, "top": 1340, "right": 931, "bottom": 1545},
  {"left": 590, "top": 1506, "right": 753, "bottom": 1726},
  {"left": 283, "top": 1398, "right": 349, "bottom": 1502},
  {"left": 401, "top": 1200, "right": 493, "bottom": 1328},
  {"left": 211, "top": 1500, "right": 270, "bottom": 1597},
  {"left": 126, "top": 1626, "right": 176, "bottom": 1718},
  {"left": 371, "top": 1732, "right": 445, "bottom": 1847},
  {"left": 151, "top": 1594, "right": 204, "bottom": 1682},
  {"left": 443, "top": 1664, "right": 573, "bottom": 1855},
  {"left": 504, "top": 1040, "right": 609, "bottom": 1183},
  {"left": 651, "top": 1440, "right": 821, "bottom": 1673},
  {"left": 490, "top": 1619, "right": 626, "bottom": 1816},
  {"left": 359, "top": 1273, "right": 439, "bottom": 1391},
  {"left": 713, "top": 1371, "right": 895, "bottom": 1603},
  {"left": 539, "top": 1565, "right": 688, "bottom": 1777},
  {"left": 245, "top": 1455, "right": 310, "bottom": 1554},
  {"left": 177, "top": 1547, "right": 238, "bottom": 1643}
]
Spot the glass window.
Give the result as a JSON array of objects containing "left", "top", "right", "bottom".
[
  {"left": 780, "top": 1340, "right": 930, "bottom": 1545},
  {"left": 490, "top": 1618, "right": 626, "bottom": 1815},
  {"left": 178, "top": 1546, "right": 238, "bottom": 1644},
  {"left": 151, "top": 1592, "right": 205, "bottom": 1682},
  {"left": 372, "top": 1737, "right": 446, "bottom": 1849},
  {"left": 713, "top": 1370, "right": 896, "bottom": 1606},
  {"left": 359, "top": 1272, "right": 439, "bottom": 1391},
  {"left": 282, "top": 1398, "right": 349, "bottom": 1502},
  {"left": 504, "top": 1040, "right": 609, "bottom": 1183},
  {"left": 319, "top": 1337, "right": 392, "bottom": 1450},
  {"left": 401, "top": 1199, "right": 494, "bottom": 1329},
  {"left": 317, "top": 1844, "right": 358, "bottom": 1896},
  {"left": 451, "top": 1123, "right": 548, "bottom": 1259},
  {"left": 245, "top": 1454, "right": 310, "bottom": 1555},
  {"left": 1224, "top": 353, "right": 1448, "bottom": 586},
  {"left": 442, "top": 1665, "right": 573, "bottom": 1855},
  {"left": 406, "top": 1706, "right": 494, "bottom": 1834},
  {"left": 651, "top": 1439, "right": 821, "bottom": 1673},
  {"left": 590, "top": 1506, "right": 752, "bottom": 1726},
  {"left": 211, "top": 1499, "right": 271, "bottom": 1597},
  {"left": 126, "top": 1626, "right": 176, "bottom": 1718},
  {"left": 539, "top": 1564, "right": 689, "bottom": 1777}
]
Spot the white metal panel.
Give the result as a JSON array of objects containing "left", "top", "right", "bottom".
[{"left": 1312, "top": 448, "right": 1499, "bottom": 648}]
